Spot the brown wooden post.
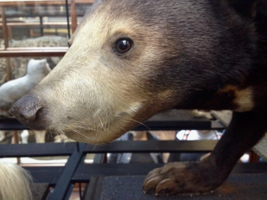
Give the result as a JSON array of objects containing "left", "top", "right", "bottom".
[
  {"left": 13, "top": 131, "right": 21, "bottom": 164},
  {"left": 249, "top": 151, "right": 260, "bottom": 163},
  {"left": 71, "top": 0, "right": 77, "bottom": 33},
  {"left": 1, "top": 6, "right": 11, "bottom": 81},
  {"left": 1, "top": 6, "right": 8, "bottom": 49}
]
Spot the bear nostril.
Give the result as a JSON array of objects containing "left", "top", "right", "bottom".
[
  {"left": 20, "top": 105, "right": 43, "bottom": 121},
  {"left": 9, "top": 94, "right": 44, "bottom": 123},
  {"left": 9, "top": 94, "right": 49, "bottom": 130}
]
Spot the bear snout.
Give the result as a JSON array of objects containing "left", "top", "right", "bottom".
[{"left": 9, "top": 94, "right": 48, "bottom": 130}]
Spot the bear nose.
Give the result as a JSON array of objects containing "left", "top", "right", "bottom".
[{"left": 9, "top": 94, "right": 47, "bottom": 130}]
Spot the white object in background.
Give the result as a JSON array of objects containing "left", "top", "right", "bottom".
[
  {"left": 0, "top": 131, "right": 5, "bottom": 142},
  {"left": 20, "top": 130, "right": 29, "bottom": 144},
  {"left": 0, "top": 59, "right": 51, "bottom": 117}
]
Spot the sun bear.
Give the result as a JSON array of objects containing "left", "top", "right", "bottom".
[{"left": 10, "top": 0, "right": 267, "bottom": 196}]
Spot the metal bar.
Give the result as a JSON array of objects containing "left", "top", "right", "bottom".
[
  {"left": 134, "top": 119, "right": 212, "bottom": 131},
  {"left": 47, "top": 142, "right": 87, "bottom": 200},
  {"left": 0, "top": 115, "right": 221, "bottom": 131},
  {"left": 0, "top": 140, "right": 217, "bottom": 156},
  {"left": 0, "top": 22, "right": 71, "bottom": 27},
  {"left": 0, "top": 47, "right": 68, "bottom": 57},
  {"left": 24, "top": 166, "right": 64, "bottom": 185},
  {"left": 0, "top": 143, "right": 75, "bottom": 157},
  {"left": 0, "top": 0, "right": 95, "bottom": 6},
  {"left": 74, "top": 163, "right": 164, "bottom": 182},
  {"left": 74, "top": 163, "right": 267, "bottom": 182},
  {"left": 83, "top": 140, "right": 218, "bottom": 153},
  {"left": 65, "top": 0, "right": 71, "bottom": 39},
  {"left": 0, "top": 118, "right": 28, "bottom": 130},
  {"left": 64, "top": 184, "right": 75, "bottom": 200}
]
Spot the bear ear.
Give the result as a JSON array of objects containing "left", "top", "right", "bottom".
[{"left": 226, "top": 0, "right": 257, "bottom": 18}]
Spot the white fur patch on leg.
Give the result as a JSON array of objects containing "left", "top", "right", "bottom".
[{"left": 0, "top": 162, "right": 33, "bottom": 200}]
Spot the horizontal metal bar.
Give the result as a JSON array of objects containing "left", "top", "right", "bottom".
[
  {"left": 0, "top": 143, "right": 76, "bottom": 157},
  {"left": 0, "top": 111, "right": 219, "bottom": 131},
  {"left": 73, "top": 163, "right": 164, "bottom": 182},
  {"left": 0, "top": 47, "right": 67, "bottom": 57},
  {"left": 84, "top": 140, "right": 218, "bottom": 153},
  {"left": 21, "top": 163, "right": 267, "bottom": 184},
  {"left": 134, "top": 119, "right": 211, "bottom": 130},
  {"left": 0, "top": 118, "right": 28, "bottom": 130},
  {"left": 0, "top": 140, "right": 217, "bottom": 157},
  {"left": 24, "top": 166, "right": 64, "bottom": 185},
  {"left": 0, "top": 0, "right": 94, "bottom": 6},
  {"left": 0, "top": 22, "right": 70, "bottom": 26},
  {"left": 73, "top": 163, "right": 267, "bottom": 182}
]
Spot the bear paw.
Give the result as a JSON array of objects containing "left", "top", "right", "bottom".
[{"left": 143, "top": 162, "right": 221, "bottom": 196}]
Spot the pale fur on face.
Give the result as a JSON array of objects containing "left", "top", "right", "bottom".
[{"left": 32, "top": 1, "right": 178, "bottom": 144}]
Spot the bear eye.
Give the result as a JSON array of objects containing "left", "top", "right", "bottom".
[{"left": 113, "top": 38, "right": 133, "bottom": 55}]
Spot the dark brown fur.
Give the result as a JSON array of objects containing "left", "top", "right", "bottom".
[{"left": 10, "top": 0, "right": 267, "bottom": 196}]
